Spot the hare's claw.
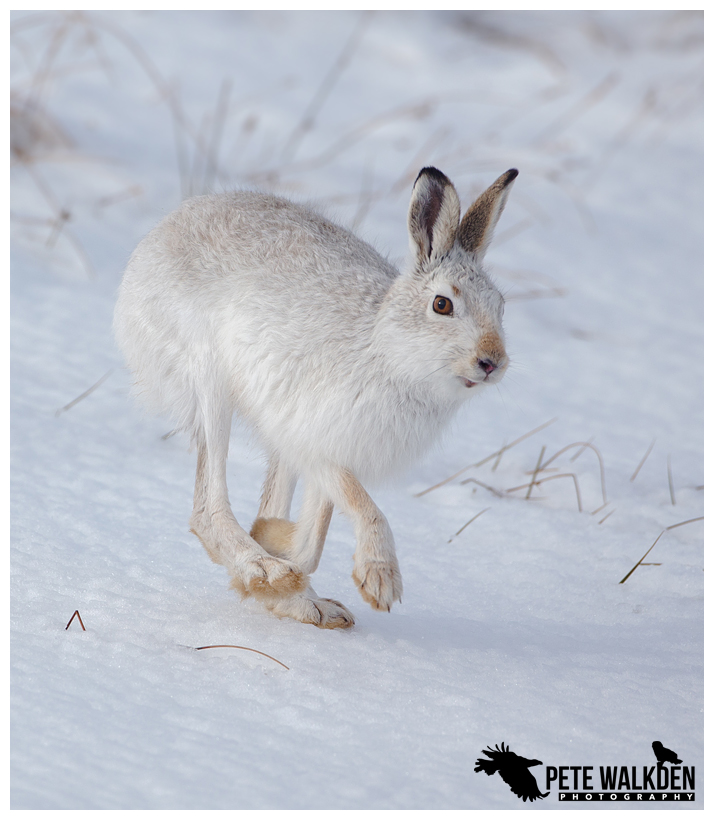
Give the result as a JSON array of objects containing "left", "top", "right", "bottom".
[{"left": 352, "top": 560, "right": 403, "bottom": 611}]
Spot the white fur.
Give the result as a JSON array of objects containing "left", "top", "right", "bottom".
[{"left": 114, "top": 167, "right": 516, "bottom": 627}]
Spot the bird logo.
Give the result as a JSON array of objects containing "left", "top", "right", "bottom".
[
  {"left": 474, "top": 742, "right": 550, "bottom": 802},
  {"left": 652, "top": 741, "right": 682, "bottom": 765}
]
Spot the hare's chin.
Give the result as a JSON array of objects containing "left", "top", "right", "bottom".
[{"left": 460, "top": 377, "right": 479, "bottom": 389}]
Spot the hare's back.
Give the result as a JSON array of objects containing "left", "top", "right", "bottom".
[{"left": 144, "top": 191, "right": 397, "bottom": 302}]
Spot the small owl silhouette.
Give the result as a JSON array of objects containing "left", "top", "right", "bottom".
[{"left": 652, "top": 741, "right": 682, "bottom": 765}]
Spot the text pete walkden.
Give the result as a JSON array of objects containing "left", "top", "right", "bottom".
[{"left": 549, "top": 765, "right": 695, "bottom": 802}]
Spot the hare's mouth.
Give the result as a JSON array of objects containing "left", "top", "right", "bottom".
[{"left": 460, "top": 377, "right": 479, "bottom": 388}]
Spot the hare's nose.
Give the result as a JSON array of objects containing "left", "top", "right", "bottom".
[{"left": 478, "top": 359, "right": 496, "bottom": 375}]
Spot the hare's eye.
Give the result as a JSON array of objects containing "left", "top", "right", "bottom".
[{"left": 433, "top": 295, "right": 453, "bottom": 316}]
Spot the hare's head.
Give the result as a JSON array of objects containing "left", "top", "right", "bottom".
[{"left": 380, "top": 167, "right": 516, "bottom": 401}]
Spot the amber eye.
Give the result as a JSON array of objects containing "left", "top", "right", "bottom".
[{"left": 432, "top": 295, "right": 453, "bottom": 315}]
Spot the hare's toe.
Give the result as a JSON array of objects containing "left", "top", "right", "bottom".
[
  {"left": 232, "top": 552, "right": 306, "bottom": 599},
  {"left": 352, "top": 560, "right": 403, "bottom": 611},
  {"left": 267, "top": 588, "right": 355, "bottom": 629}
]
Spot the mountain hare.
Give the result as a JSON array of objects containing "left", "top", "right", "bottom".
[{"left": 114, "top": 166, "right": 516, "bottom": 628}]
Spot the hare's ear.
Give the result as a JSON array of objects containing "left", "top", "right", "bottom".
[
  {"left": 457, "top": 169, "right": 518, "bottom": 262},
  {"left": 408, "top": 167, "right": 461, "bottom": 266}
]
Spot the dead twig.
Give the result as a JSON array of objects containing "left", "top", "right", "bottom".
[
  {"left": 65, "top": 610, "right": 85, "bottom": 631},
  {"left": 598, "top": 509, "right": 615, "bottom": 525},
  {"left": 667, "top": 454, "right": 676, "bottom": 505},
  {"left": 55, "top": 369, "right": 113, "bottom": 416},
  {"left": 619, "top": 516, "right": 704, "bottom": 584},
  {"left": 195, "top": 645, "right": 289, "bottom": 670},
  {"left": 448, "top": 507, "right": 490, "bottom": 543},
  {"left": 415, "top": 418, "right": 557, "bottom": 497},
  {"left": 630, "top": 437, "right": 656, "bottom": 482}
]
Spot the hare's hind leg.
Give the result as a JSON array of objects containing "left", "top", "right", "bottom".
[
  {"left": 249, "top": 453, "right": 298, "bottom": 556},
  {"left": 251, "top": 472, "right": 354, "bottom": 629},
  {"left": 188, "top": 403, "right": 305, "bottom": 600}
]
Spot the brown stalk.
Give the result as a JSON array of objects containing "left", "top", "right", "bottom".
[
  {"left": 526, "top": 446, "right": 546, "bottom": 500},
  {"left": 535, "top": 72, "right": 620, "bottom": 144},
  {"left": 280, "top": 11, "right": 373, "bottom": 164},
  {"left": 630, "top": 438, "right": 656, "bottom": 482},
  {"left": 55, "top": 369, "right": 113, "bottom": 416},
  {"left": 448, "top": 507, "right": 490, "bottom": 543},
  {"left": 195, "top": 645, "right": 289, "bottom": 670},
  {"left": 540, "top": 441, "right": 607, "bottom": 505},
  {"left": 619, "top": 516, "right": 703, "bottom": 584},
  {"left": 507, "top": 473, "right": 583, "bottom": 513},
  {"left": 460, "top": 478, "right": 506, "bottom": 498},
  {"left": 65, "top": 610, "right": 85, "bottom": 631},
  {"left": 415, "top": 418, "right": 557, "bottom": 497}
]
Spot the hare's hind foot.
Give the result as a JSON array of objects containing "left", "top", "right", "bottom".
[
  {"left": 265, "top": 584, "right": 355, "bottom": 629},
  {"left": 229, "top": 551, "right": 306, "bottom": 600},
  {"left": 352, "top": 560, "right": 403, "bottom": 612},
  {"left": 191, "top": 519, "right": 305, "bottom": 599}
]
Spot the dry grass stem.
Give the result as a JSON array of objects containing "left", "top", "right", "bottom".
[
  {"left": 570, "top": 437, "right": 594, "bottom": 462},
  {"left": 15, "top": 145, "right": 96, "bottom": 279},
  {"left": 94, "top": 184, "right": 142, "bottom": 210},
  {"left": 535, "top": 72, "right": 619, "bottom": 144},
  {"left": 507, "top": 473, "right": 583, "bottom": 513},
  {"left": 630, "top": 437, "right": 656, "bottom": 482},
  {"left": 415, "top": 417, "right": 557, "bottom": 497},
  {"left": 619, "top": 516, "right": 703, "bottom": 584},
  {"left": 202, "top": 77, "right": 232, "bottom": 195},
  {"left": 460, "top": 478, "right": 506, "bottom": 498},
  {"left": 591, "top": 502, "right": 609, "bottom": 516},
  {"left": 281, "top": 11, "right": 372, "bottom": 164},
  {"left": 667, "top": 454, "right": 676, "bottom": 505},
  {"left": 65, "top": 610, "right": 86, "bottom": 631},
  {"left": 665, "top": 516, "right": 703, "bottom": 532},
  {"left": 55, "top": 369, "right": 113, "bottom": 416},
  {"left": 526, "top": 446, "right": 547, "bottom": 500},
  {"left": 598, "top": 509, "right": 615, "bottom": 525},
  {"left": 491, "top": 440, "right": 507, "bottom": 472},
  {"left": 253, "top": 98, "right": 437, "bottom": 181},
  {"left": 195, "top": 644, "right": 289, "bottom": 670},
  {"left": 540, "top": 441, "right": 607, "bottom": 505},
  {"left": 448, "top": 507, "right": 490, "bottom": 543}
]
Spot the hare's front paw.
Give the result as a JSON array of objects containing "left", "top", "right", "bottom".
[
  {"left": 231, "top": 553, "right": 306, "bottom": 599},
  {"left": 352, "top": 560, "right": 403, "bottom": 612},
  {"left": 267, "top": 589, "right": 355, "bottom": 629}
]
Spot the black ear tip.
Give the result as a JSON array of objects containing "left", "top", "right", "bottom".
[
  {"left": 415, "top": 166, "right": 450, "bottom": 187},
  {"left": 505, "top": 168, "right": 519, "bottom": 182}
]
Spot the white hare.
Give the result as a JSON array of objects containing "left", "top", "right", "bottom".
[{"left": 114, "top": 166, "right": 516, "bottom": 628}]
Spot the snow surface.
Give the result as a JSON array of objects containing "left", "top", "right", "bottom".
[{"left": 10, "top": 10, "right": 704, "bottom": 810}]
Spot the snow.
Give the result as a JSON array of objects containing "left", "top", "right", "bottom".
[{"left": 10, "top": 10, "right": 703, "bottom": 810}]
